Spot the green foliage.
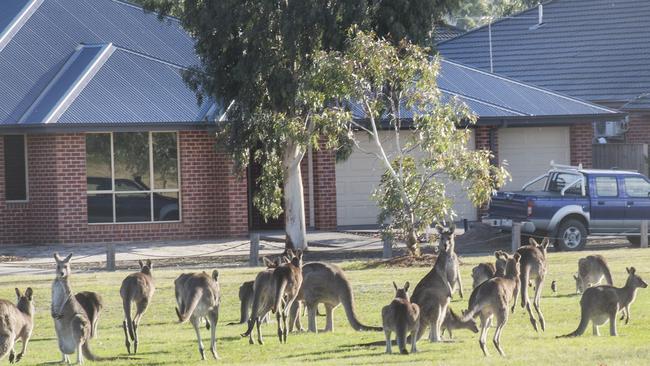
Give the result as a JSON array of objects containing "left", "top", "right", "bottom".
[
  {"left": 313, "top": 31, "right": 509, "bottom": 255},
  {"left": 450, "top": 0, "right": 540, "bottom": 29}
]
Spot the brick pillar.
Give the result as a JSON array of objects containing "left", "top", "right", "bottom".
[
  {"left": 570, "top": 124, "right": 593, "bottom": 168},
  {"left": 300, "top": 157, "right": 311, "bottom": 227},
  {"left": 312, "top": 145, "right": 337, "bottom": 230},
  {"left": 475, "top": 126, "right": 499, "bottom": 218}
]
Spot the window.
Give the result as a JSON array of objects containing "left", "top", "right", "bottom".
[
  {"left": 625, "top": 177, "right": 650, "bottom": 198},
  {"left": 548, "top": 172, "right": 583, "bottom": 195},
  {"left": 595, "top": 176, "right": 618, "bottom": 197},
  {"left": 3, "top": 135, "right": 28, "bottom": 201},
  {"left": 86, "top": 132, "right": 180, "bottom": 223}
]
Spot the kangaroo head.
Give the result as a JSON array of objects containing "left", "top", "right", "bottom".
[
  {"left": 626, "top": 267, "right": 648, "bottom": 289},
  {"left": 290, "top": 250, "right": 303, "bottom": 268},
  {"left": 528, "top": 237, "right": 550, "bottom": 253},
  {"left": 53, "top": 253, "right": 73, "bottom": 279},
  {"left": 393, "top": 281, "right": 410, "bottom": 301},
  {"left": 506, "top": 253, "right": 521, "bottom": 278},
  {"left": 574, "top": 273, "right": 586, "bottom": 293},
  {"left": 212, "top": 270, "right": 219, "bottom": 282},
  {"left": 436, "top": 223, "right": 456, "bottom": 253},
  {"left": 15, "top": 287, "right": 34, "bottom": 316},
  {"left": 494, "top": 251, "right": 508, "bottom": 276},
  {"left": 138, "top": 259, "right": 153, "bottom": 275}
]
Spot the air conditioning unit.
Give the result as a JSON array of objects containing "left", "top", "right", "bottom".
[{"left": 594, "top": 121, "right": 627, "bottom": 137}]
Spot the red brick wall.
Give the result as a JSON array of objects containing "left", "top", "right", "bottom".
[
  {"left": 624, "top": 111, "right": 650, "bottom": 145},
  {"left": 570, "top": 124, "right": 594, "bottom": 168},
  {"left": 475, "top": 126, "right": 498, "bottom": 163},
  {"left": 312, "top": 145, "right": 337, "bottom": 230},
  {"left": 0, "top": 131, "right": 248, "bottom": 245}
]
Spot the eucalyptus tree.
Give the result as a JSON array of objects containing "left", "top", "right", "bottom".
[{"left": 312, "top": 31, "right": 509, "bottom": 255}]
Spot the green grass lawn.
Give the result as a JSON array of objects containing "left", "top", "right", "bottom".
[{"left": 4, "top": 247, "right": 650, "bottom": 365}]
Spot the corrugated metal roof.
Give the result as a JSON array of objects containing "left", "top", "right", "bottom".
[
  {"left": 350, "top": 59, "right": 623, "bottom": 123},
  {"left": 437, "top": 0, "right": 650, "bottom": 104},
  {"left": 434, "top": 22, "right": 464, "bottom": 43},
  {"left": 0, "top": 0, "right": 207, "bottom": 126}
]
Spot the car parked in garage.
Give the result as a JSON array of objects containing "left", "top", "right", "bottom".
[{"left": 483, "top": 163, "right": 650, "bottom": 251}]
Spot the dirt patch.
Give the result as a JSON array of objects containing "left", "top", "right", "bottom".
[{"left": 455, "top": 223, "right": 511, "bottom": 254}]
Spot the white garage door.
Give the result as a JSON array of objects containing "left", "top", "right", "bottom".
[
  {"left": 336, "top": 131, "right": 477, "bottom": 227},
  {"left": 498, "top": 126, "right": 571, "bottom": 191}
]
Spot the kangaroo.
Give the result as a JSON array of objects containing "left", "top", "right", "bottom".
[
  {"left": 74, "top": 292, "right": 102, "bottom": 339},
  {"left": 272, "top": 250, "right": 303, "bottom": 344},
  {"left": 471, "top": 251, "right": 509, "bottom": 290},
  {"left": 120, "top": 259, "right": 155, "bottom": 354},
  {"left": 51, "top": 253, "right": 98, "bottom": 364},
  {"left": 560, "top": 267, "right": 647, "bottom": 338},
  {"left": 411, "top": 225, "right": 456, "bottom": 343},
  {"left": 574, "top": 255, "right": 613, "bottom": 294},
  {"left": 174, "top": 270, "right": 220, "bottom": 360},
  {"left": 441, "top": 307, "right": 479, "bottom": 339},
  {"left": 0, "top": 288, "right": 34, "bottom": 363},
  {"left": 517, "top": 237, "right": 549, "bottom": 332},
  {"left": 230, "top": 257, "right": 280, "bottom": 327},
  {"left": 382, "top": 282, "right": 419, "bottom": 355},
  {"left": 462, "top": 252, "right": 521, "bottom": 356},
  {"left": 289, "top": 262, "right": 382, "bottom": 333}
]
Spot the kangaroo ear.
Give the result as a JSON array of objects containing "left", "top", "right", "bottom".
[
  {"left": 404, "top": 281, "right": 410, "bottom": 292},
  {"left": 630, "top": 267, "right": 636, "bottom": 274},
  {"left": 25, "top": 288, "right": 33, "bottom": 300},
  {"left": 513, "top": 252, "right": 521, "bottom": 262},
  {"left": 262, "top": 257, "right": 272, "bottom": 267},
  {"left": 295, "top": 250, "right": 303, "bottom": 261},
  {"left": 573, "top": 274, "right": 578, "bottom": 280},
  {"left": 626, "top": 267, "right": 631, "bottom": 274},
  {"left": 528, "top": 237, "right": 537, "bottom": 246},
  {"left": 53, "top": 252, "right": 61, "bottom": 262},
  {"left": 393, "top": 281, "right": 398, "bottom": 292},
  {"left": 146, "top": 259, "right": 152, "bottom": 269},
  {"left": 64, "top": 253, "right": 73, "bottom": 263},
  {"left": 541, "top": 238, "right": 550, "bottom": 249},
  {"left": 138, "top": 260, "right": 144, "bottom": 269},
  {"left": 15, "top": 288, "right": 21, "bottom": 299}
]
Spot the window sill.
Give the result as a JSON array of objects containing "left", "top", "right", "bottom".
[{"left": 87, "top": 220, "right": 182, "bottom": 226}]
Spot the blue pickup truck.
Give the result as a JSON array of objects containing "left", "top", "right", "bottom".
[{"left": 484, "top": 163, "right": 650, "bottom": 251}]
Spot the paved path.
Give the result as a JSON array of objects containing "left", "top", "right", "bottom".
[{"left": 0, "top": 231, "right": 384, "bottom": 276}]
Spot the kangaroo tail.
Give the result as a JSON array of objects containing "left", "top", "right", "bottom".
[
  {"left": 273, "top": 277, "right": 288, "bottom": 314},
  {"left": 239, "top": 284, "right": 253, "bottom": 324},
  {"left": 461, "top": 299, "right": 486, "bottom": 323},
  {"left": 395, "top": 316, "right": 408, "bottom": 355},
  {"left": 176, "top": 290, "right": 202, "bottom": 324},
  {"left": 122, "top": 295, "right": 134, "bottom": 340},
  {"left": 520, "top": 266, "right": 531, "bottom": 308},
  {"left": 557, "top": 309, "right": 589, "bottom": 338},
  {"left": 241, "top": 284, "right": 263, "bottom": 336},
  {"left": 339, "top": 280, "right": 382, "bottom": 331},
  {"left": 82, "top": 341, "right": 99, "bottom": 361}
]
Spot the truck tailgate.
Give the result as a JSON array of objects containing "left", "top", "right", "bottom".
[{"left": 488, "top": 192, "right": 529, "bottom": 220}]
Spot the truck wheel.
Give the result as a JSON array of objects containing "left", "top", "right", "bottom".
[{"left": 556, "top": 219, "right": 587, "bottom": 251}]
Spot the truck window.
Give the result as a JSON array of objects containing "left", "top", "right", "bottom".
[
  {"left": 548, "top": 172, "right": 583, "bottom": 195},
  {"left": 624, "top": 177, "right": 650, "bottom": 198},
  {"left": 595, "top": 176, "right": 618, "bottom": 197}
]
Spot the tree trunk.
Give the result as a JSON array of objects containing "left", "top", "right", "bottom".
[{"left": 283, "top": 143, "right": 308, "bottom": 251}]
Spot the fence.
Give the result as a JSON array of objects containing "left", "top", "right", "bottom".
[{"left": 592, "top": 143, "right": 648, "bottom": 176}]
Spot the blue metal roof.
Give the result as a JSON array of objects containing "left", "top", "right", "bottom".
[
  {"left": 0, "top": 0, "right": 211, "bottom": 127},
  {"left": 350, "top": 59, "right": 624, "bottom": 124},
  {"left": 437, "top": 0, "right": 650, "bottom": 104}
]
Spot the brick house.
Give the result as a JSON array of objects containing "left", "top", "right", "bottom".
[
  {"left": 0, "top": 0, "right": 626, "bottom": 245},
  {"left": 438, "top": 0, "right": 650, "bottom": 171}
]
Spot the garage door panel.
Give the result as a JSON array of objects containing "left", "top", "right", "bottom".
[
  {"left": 499, "top": 127, "right": 570, "bottom": 191},
  {"left": 336, "top": 131, "right": 477, "bottom": 226}
]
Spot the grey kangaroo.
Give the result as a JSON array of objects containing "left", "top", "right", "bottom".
[
  {"left": 382, "top": 282, "right": 419, "bottom": 355},
  {"left": 74, "top": 292, "right": 102, "bottom": 339},
  {"left": 0, "top": 288, "right": 34, "bottom": 363},
  {"left": 289, "top": 262, "right": 382, "bottom": 333},
  {"left": 462, "top": 252, "right": 521, "bottom": 356},
  {"left": 517, "top": 237, "right": 549, "bottom": 332},
  {"left": 230, "top": 257, "right": 280, "bottom": 326},
  {"left": 560, "top": 267, "right": 647, "bottom": 338},
  {"left": 120, "top": 259, "right": 155, "bottom": 354},
  {"left": 411, "top": 225, "right": 456, "bottom": 343},
  {"left": 471, "top": 250, "right": 509, "bottom": 289},
  {"left": 441, "top": 307, "right": 479, "bottom": 339},
  {"left": 174, "top": 270, "right": 221, "bottom": 360},
  {"left": 272, "top": 250, "right": 303, "bottom": 344},
  {"left": 574, "top": 255, "right": 613, "bottom": 294},
  {"left": 51, "top": 253, "right": 98, "bottom": 364}
]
